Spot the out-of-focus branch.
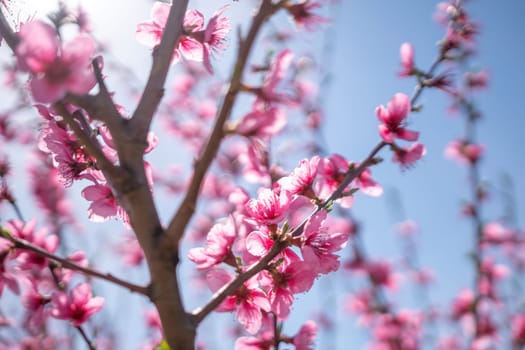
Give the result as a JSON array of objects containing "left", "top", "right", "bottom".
[
  {"left": 0, "top": 6, "right": 19, "bottom": 51},
  {"left": 166, "top": 0, "right": 280, "bottom": 250},
  {"left": 0, "top": 229, "right": 149, "bottom": 295}
]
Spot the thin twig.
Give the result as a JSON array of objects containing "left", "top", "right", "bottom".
[
  {"left": 52, "top": 102, "right": 124, "bottom": 181},
  {"left": 75, "top": 325, "right": 97, "bottom": 350},
  {"left": 411, "top": 55, "right": 444, "bottom": 106},
  {"left": 7, "top": 199, "right": 25, "bottom": 222},
  {"left": 0, "top": 230, "right": 149, "bottom": 295}
]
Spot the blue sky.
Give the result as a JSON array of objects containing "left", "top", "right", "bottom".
[{"left": 318, "top": 1, "right": 524, "bottom": 347}]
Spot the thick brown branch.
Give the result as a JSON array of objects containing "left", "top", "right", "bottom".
[
  {"left": 129, "top": 0, "right": 190, "bottom": 143},
  {"left": 65, "top": 59, "right": 125, "bottom": 129}
]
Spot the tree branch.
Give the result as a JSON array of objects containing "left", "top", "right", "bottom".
[
  {"left": 52, "top": 102, "right": 125, "bottom": 182},
  {"left": 191, "top": 138, "right": 386, "bottom": 323},
  {"left": 129, "top": 0, "right": 190, "bottom": 143},
  {"left": 0, "top": 229, "right": 149, "bottom": 295},
  {"left": 0, "top": 6, "right": 19, "bottom": 51},
  {"left": 75, "top": 325, "right": 97, "bottom": 350},
  {"left": 165, "top": 0, "right": 279, "bottom": 250}
]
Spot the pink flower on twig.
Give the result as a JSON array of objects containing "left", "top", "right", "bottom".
[
  {"left": 201, "top": 6, "right": 230, "bottom": 74},
  {"left": 136, "top": 2, "right": 230, "bottom": 73},
  {"left": 207, "top": 268, "right": 270, "bottom": 334},
  {"left": 285, "top": 1, "right": 328, "bottom": 31},
  {"left": 245, "top": 188, "right": 291, "bottom": 226},
  {"left": 16, "top": 21, "right": 96, "bottom": 103},
  {"left": 81, "top": 183, "right": 129, "bottom": 224},
  {"left": 293, "top": 320, "right": 318, "bottom": 350},
  {"left": 136, "top": 2, "right": 204, "bottom": 63},
  {"left": 392, "top": 142, "right": 426, "bottom": 169},
  {"left": 301, "top": 211, "right": 348, "bottom": 274},
  {"left": 376, "top": 93, "right": 418, "bottom": 143},
  {"left": 399, "top": 42, "right": 415, "bottom": 77},
  {"left": 188, "top": 216, "right": 236, "bottom": 270},
  {"left": 50, "top": 283, "right": 104, "bottom": 326},
  {"left": 444, "top": 139, "right": 484, "bottom": 164},
  {"left": 278, "top": 156, "right": 320, "bottom": 197},
  {"left": 266, "top": 259, "right": 317, "bottom": 319}
]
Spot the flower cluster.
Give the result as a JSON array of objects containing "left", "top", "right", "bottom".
[
  {"left": 188, "top": 153, "right": 382, "bottom": 341},
  {"left": 0, "top": 219, "right": 102, "bottom": 331},
  {"left": 136, "top": 2, "right": 231, "bottom": 73},
  {"left": 16, "top": 21, "right": 96, "bottom": 103}
]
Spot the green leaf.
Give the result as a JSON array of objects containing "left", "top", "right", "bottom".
[{"left": 155, "top": 340, "right": 170, "bottom": 350}]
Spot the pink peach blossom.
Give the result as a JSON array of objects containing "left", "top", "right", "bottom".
[
  {"left": 392, "top": 142, "right": 426, "bottom": 169},
  {"left": 206, "top": 268, "right": 270, "bottom": 334},
  {"left": 316, "top": 153, "right": 355, "bottom": 208},
  {"left": 278, "top": 156, "right": 320, "bottom": 197},
  {"left": 235, "top": 334, "right": 272, "bottom": 350},
  {"left": 444, "top": 139, "right": 484, "bottom": 164},
  {"left": 235, "top": 105, "right": 286, "bottom": 139},
  {"left": 301, "top": 210, "right": 348, "bottom": 274},
  {"left": 262, "top": 258, "right": 317, "bottom": 319},
  {"left": 245, "top": 188, "right": 291, "bottom": 225},
  {"left": 81, "top": 183, "right": 129, "bottom": 224},
  {"left": 399, "top": 42, "right": 415, "bottom": 77},
  {"left": 6, "top": 219, "right": 58, "bottom": 271},
  {"left": 285, "top": 1, "right": 328, "bottom": 31},
  {"left": 136, "top": 2, "right": 204, "bottom": 63},
  {"left": 482, "top": 222, "right": 513, "bottom": 245},
  {"left": 29, "top": 160, "right": 75, "bottom": 231},
  {"left": 50, "top": 283, "right": 104, "bottom": 326},
  {"left": 437, "top": 336, "right": 462, "bottom": 350},
  {"left": 256, "top": 49, "right": 294, "bottom": 105},
  {"left": 188, "top": 216, "right": 236, "bottom": 270},
  {"left": 238, "top": 139, "right": 271, "bottom": 185},
  {"left": 16, "top": 21, "right": 96, "bottom": 103},
  {"left": 376, "top": 93, "right": 418, "bottom": 143},
  {"left": 451, "top": 288, "right": 475, "bottom": 320},
  {"left": 116, "top": 234, "right": 145, "bottom": 266},
  {"left": 293, "top": 320, "right": 318, "bottom": 350},
  {"left": 0, "top": 253, "right": 19, "bottom": 297},
  {"left": 22, "top": 281, "right": 50, "bottom": 330},
  {"left": 38, "top": 118, "right": 90, "bottom": 187},
  {"left": 355, "top": 168, "right": 383, "bottom": 197},
  {"left": 512, "top": 314, "right": 525, "bottom": 346},
  {"left": 465, "top": 70, "right": 489, "bottom": 90},
  {"left": 201, "top": 6, "right": 231, "bottom": 73},
  {"left": 366, "top": 260, "right": 397, "bottom": 290}
]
